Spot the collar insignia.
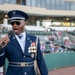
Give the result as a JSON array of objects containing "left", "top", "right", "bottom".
[
  {"left": 27, "top": 38, "right": 30, "bottom": 40},
  {"left": 13, "top": 37, "right": 15, "bottom": 39}
]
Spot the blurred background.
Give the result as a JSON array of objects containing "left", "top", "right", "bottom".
[{"left": 0, "top": 0, "right": 75, "bottom": 75}]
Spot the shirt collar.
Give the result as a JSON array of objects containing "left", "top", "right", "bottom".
[{"left": 15, "top": 31, "right": 26, "bottom": 39}]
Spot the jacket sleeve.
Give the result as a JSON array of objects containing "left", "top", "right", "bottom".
[
  {"left": 0, "top": 47, "right": 7, "bottom": 67},
  {"left": 37, "top": 38, "right": 48, "bottom": 75}
]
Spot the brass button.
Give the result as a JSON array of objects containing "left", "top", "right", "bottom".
[
  {"left": 24, "top": 56, "right": 25, "bottom": 58},
  {"left": 24, "top": 72, "right": 27, "bottom": 74}
]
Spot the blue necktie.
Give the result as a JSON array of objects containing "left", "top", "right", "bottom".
[{"left": 18, "top": 34, "right": 23, "bottom": 39}]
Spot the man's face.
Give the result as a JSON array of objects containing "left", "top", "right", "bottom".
[{"left": 11, "top": 20, "right": 25, "bottom": 35}]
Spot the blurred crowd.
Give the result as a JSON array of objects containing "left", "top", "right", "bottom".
[
  {"left": 0, "top": 25, "right": 11, "bottom": 33},
  {"left": 40, "top": 29, "right": 75, "bottom": 53}
]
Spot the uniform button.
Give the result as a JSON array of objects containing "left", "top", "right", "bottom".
[
  {"left": 24, "top": 72, "right": 27, "bottom": 74},
  {"left": 24, "top": 56, "right": 25, "bottom": 58}
]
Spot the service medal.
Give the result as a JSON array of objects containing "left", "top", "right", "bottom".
[
  {"left": 31, "top": 54, "right": 34, "bottom": 58},
  {"left": 31, "top": 50, "right": 34, "bottom": 52},
  {"left": 34, "top": 50, "right": 36, "bottom": 53},
  {"left": 28, "top": 47, "right": 31, "bottom": 53},
  {"left": 28, "top": 49, "right": 31, "bottom": 53}
]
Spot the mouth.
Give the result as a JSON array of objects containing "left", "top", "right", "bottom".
[{"left": 13, "top": 28, "right": 19, "bottom": 34}]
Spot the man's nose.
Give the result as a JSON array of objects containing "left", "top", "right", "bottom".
[{"left": 13, "top": 23, "right": 17, "bottom": 26}]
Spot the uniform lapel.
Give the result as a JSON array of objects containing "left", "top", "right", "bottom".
[
  {"left": 24, "top": 33, "right": 31, "bottom": 55},
  {"left": 11, "top": 36, "right": 23, "bottom": 53}
]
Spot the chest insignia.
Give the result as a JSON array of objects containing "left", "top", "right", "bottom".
[{"left": 28, "top": 42, "right": 36, "bottom": 53}]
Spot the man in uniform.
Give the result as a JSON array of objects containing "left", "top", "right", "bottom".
[{"left": 0, "top": 10, "right": 48, "bottom": 75}]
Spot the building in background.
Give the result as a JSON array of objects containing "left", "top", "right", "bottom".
[{"left": 0, "top": 0, "right": 75, "bottom": 27}]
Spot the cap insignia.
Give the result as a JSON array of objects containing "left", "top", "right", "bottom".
[{"left": 12, "top": 11, "right": 16, "bottom": 15}]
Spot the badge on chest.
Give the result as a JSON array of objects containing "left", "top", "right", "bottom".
[{"left": 28, "top": 42, "right": 36, "bottom": 53}]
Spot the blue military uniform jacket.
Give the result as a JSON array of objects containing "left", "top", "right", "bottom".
[{"left": 0, "top": 33, "right": 48, "bottom": 75}]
